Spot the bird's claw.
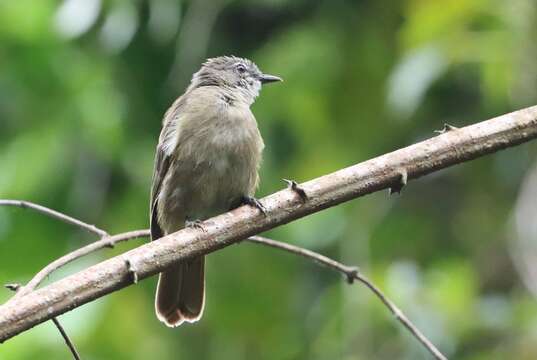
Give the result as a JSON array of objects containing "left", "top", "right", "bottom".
[
  {"left": 241, "top": 196, "right": 267, "bottom": 216},
  {"left": 186, "top": 219, "right": 206, "bottom": 231}
]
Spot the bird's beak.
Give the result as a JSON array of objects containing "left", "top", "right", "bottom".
[{"left": 259, "top": 74, "right": 283, "bottom": 84}]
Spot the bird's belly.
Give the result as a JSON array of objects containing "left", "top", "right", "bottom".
[
  {"left": 192, "top": 152, "right": 251, "bottom": 214},
  {"left": 159, "top": 140, "right": 258, "bottom": 231}
]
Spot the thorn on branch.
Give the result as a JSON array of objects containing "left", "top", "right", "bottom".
[
  {"left": 434, "top": 123, "right": 459, "bottom": 134},
  {"left": 125, "top": 259, "right": 139, "bottom": 284},
  {"left": 18, "top": 201, "right": 29, "bottom": 209},
  {"left": 282, "top": 179, "right": 308, "bottom": 202},
  {"left": 344, "top": 266, "right": 360, "bottom": 284},
  {"left": 4, "top": 283, "right": 21, "bottom": 292},
  {"left": 104, "top": 238, "right": 115, "bottom": 249},
  {"left": 389, "top": 168, "right": 408, "bottom": 195}
]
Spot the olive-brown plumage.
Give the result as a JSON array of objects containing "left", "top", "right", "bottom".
[{"left": 150, "top": 56, "right": 281, "bottom": 327}]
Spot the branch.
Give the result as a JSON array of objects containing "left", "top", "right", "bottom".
[
  {"left": 0, "top": 203, "right": 147, "bottom": 359},
  {"left": 1, "top": 106, "right": 536, "bottom": 343},
  {"left": 10, "top": 229, "right": 150, "bottom": 300},
  {"left": 52, "top": 318, "right": 81, "bottom": 360},
  {"left": 246, "top": 236, "right": 447, "bottom": 360},
  {"left": 0, "top": 200, "right": 108, "bottom": 237},
  {"left": 1, "top": 202, "right": 442, "bottom": 357},
  {"left": 5, "top": 284, "right": 81, "bottom": 360},
  {"left": 0, "top": 199, "right": 149, "bottom": 299}
]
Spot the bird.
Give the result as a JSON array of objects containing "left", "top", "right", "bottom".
[{"left": 150, "top": 56, "right": 282, "bottom": 327}]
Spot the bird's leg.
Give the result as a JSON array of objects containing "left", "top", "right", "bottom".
[
  {"left": 282, "top": 178, "right": 308, "bottom": 202},
  {"left": 241, "top": 195, "right": 267, "bottom": 215},
  {"left": 185, "top": 218, "right": 206, "bottom": 231}
]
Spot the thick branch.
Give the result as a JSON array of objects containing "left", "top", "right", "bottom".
[
  {"left": 1, "top": 106, "right": 537, "bottom": 343},
  {"left": 11, "top": 229, "right": 150, "bottom": 300},
  {"left": 5, "top": 284, "right": 81, "bottom": 360}
]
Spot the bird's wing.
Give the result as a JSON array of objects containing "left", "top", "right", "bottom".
[{"left": 150, "top": 96, "right": 185, "bottom": 241}]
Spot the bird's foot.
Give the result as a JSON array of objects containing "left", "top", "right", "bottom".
[
  {"left": 282, "top": 178, "right": 308, "bottom": 202},
  {"left": 241, "top": 196, "right": 267, "bottom": 216},
  {"left": 185, "top": 219, "right": 206, "bottom": 231},
  {"left": 434, "top": 123, "right": 459, "bottom": 134}
]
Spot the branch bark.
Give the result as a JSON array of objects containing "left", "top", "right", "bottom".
[
  {"left": 11, "top": 229, "right": 150, "bottom": 300},
  {"left": 5, "top": 284, "right": 81, "bottom": 360},
  {"left": 1, "top": 105, "right": 536, "bottom": 343}
]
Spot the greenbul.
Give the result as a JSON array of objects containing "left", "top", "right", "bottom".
[{"left": 150, "top": 56, "right": 282, "bottom": 327}]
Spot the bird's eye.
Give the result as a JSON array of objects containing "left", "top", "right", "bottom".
[{"left": 236, "top": 64, "right": 247, "bottom": 73}]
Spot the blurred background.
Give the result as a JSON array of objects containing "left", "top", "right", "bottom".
[{"left": 1, "top": 0, "right": 537, "bottom": 359}]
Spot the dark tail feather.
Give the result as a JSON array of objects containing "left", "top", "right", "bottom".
[{"left": 155, "top": 257, "right": 205, "bottom": 327}]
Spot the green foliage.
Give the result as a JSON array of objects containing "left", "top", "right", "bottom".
[{"left": 1, "top": 0, "right": 537, "bottom": 359}]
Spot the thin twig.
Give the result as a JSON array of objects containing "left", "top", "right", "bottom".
[
  {"left": 246, "top": 236, "right": 447, "bottom": 360},
  {"left": 0, "top": 200, "right": 108, "bottom": 237},
  {"left": 51, "top": 318, "right": 81, "bottom": 360},
  {"left": 0, "top": 199, "right": 149, "bottom": 298},
  {"left": 5, "top": 285, "right": 81, "bottom": 360}
]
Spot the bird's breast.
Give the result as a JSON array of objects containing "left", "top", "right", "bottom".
[{"left": 160, "top": 101, "right": 263, "bottom": 225}]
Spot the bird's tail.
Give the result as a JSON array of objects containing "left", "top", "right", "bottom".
[{"left": 155, "top": 256, "right": 205, "bottom": 327}]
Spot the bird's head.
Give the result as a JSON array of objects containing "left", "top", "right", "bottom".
[{"left": 189, "top": 56, "right": 282, "bottom": 103}]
